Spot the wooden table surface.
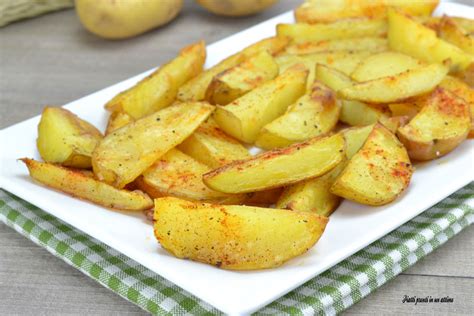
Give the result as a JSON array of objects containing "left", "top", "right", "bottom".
[{"left": 0, "top": 1, "right": 472, "bottom": 315}]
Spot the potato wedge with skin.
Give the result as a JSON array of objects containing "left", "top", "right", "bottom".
[
  {"left": 397, "top": 88, "right": 471, "bottom": 161},
  {"left": 351, "top": 52, "right": 425, "bottom": 82},
  {"left": 92, "top": 102, "right": 214, "bottom": 188},
  {"left": 341, "top": 124, "right": 374, "bottom": 159},
  {"left": 178, "top": 117, "right": 250, "bottom": 168},
  {"left": 203, "top": 133, "right": 345, "bottom": 194},
  {"left": 105, "top": 111, "right": 133, "bottom": 135},
  {"left": 37, "top": 107, "right": 102, "bottom": 169},
  {"left": 331, "top": 124, "right": 413, "bottom": 206},
  {"left": 255, "top": 81, "right": 341, "bottom": 149},
  {"left": 213, "top": 64, "right": 308, "bottom": 144},
  {"left": 277, "top": 51, "right": 373, "bottom": 89},
  {"left": 138, "top": 148, "right": 243, "bottom": 203},
  {"left": 295, "top": 0, "right": 438, "bottom": 24},
  {"left": 284, "top": 37, "right": 388, "bottom": 55},
  {"left": 21, "top": 159, "right": 152, "bottom": 211},
  {"left": 153, "top": 197, "right": 328, "bottom": 270},
  {"left": 439, "top": 16, "right": 474, "bottom": 55},
  {"left": 105, "top": 41, "right": 206, "bottom": 119},
  {"left": 340, "top": 63, "right": 449, "bottom": 103},
  {"left": 388, "top": 9, "right": 473, "bottom": 72},
  {"left": 177, "top": 37, "right": 289, "bottom": 102},
  {"left": 205, "top": 51, "right": 279, "bottom": 105},
  {"left": 277, "top": 162, "right": 345, "bottom": 217},
  {"left": 277, "top": 19, "right": 386, "bottom": 44},
  {"left": 439, "top": 76, "right": 474, "bottom": 137}
]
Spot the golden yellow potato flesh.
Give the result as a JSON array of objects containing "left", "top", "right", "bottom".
[{"left": 153, "top": 197, "right": 328, "bottom": 270}]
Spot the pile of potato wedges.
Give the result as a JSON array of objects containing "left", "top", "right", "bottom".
[{"left": 23, "top": 0, "right": 473, "bottom": 270}]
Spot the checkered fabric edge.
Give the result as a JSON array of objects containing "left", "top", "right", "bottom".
[{"left": 0, "top": 183, "right": 472, "bottom": 315}]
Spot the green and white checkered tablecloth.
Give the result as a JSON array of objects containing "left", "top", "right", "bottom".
[{"left": 0, "top": 184, "right": 472, "bottom": 315}]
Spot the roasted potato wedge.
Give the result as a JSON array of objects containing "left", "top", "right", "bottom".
[
  {"left": 22, "top": 159, "right": 152, "bottom": 211},
  {"left": 105, "top": 41, "right": 206, "bottom": 119},
  {"left": 243, "top": 188, "right": 283, "bottom": 206},
  {"left": 284, "top": 37, "right": 388, "bottom": 55},
  {"left": 341, "top": 124, "right": 375, "bottom": 159},
  {"left": 178, "top": 37, "right": 289, "bottom": 102},
  {"left": 203, "top": 133, "right": 345, "bottom": 193},
  {"left": 340, "top": 100, "right": 389, "bottom": 126},
  {"left": 439, "top": 76, "right": 474, "bottom": 137},
  {"left": 137, "top": 148, "right": 243, "bottom": 203},
  {"left": 92, "top": 102, "right": 214, "bottom": 188},
  {"left": 388, "top": 102, "right": 420, "bottom": 120},
  {"left": 438, "top": 16, "right": 474, "bottom": 55},
  {"left": 256, "top": 81, "right": 341, "bottom": 149},
  {"left": 331, "top": 124, "right": 413, "bottom": 206},
  {"left": 277, "top": 19, "right": 386, "bottom": 44},
  {"left": 153, "top": 197, "right": 328, "bottom": 270},
  {"left": 314, "top": 63, "right": 353, "bottom": 91},
  {"left": 37, "top": 107, "right": 102, "bottom": 169},
  {"left": 105, "top": 111, "right": 133, "bottom": 135},
  {"left": 388, "top": 9, "right": 473, "bottom": 72},
  {"left": 295, "top": 0, "right": 438, "bottom": 24},
  {"left": 205, "top": 51, "right": 279, "bottom": 105},
  {"left": 340, "top": 62, "right": 448, "bottom": 103},
  {"left": 213, "top": 64, "right": 308, "bottom": 143},
  {"left": 277, "top": 162, "right": 345, "bottom": 217},
  {"left": 178, "top": 117, "right": 250, "bottom": 168},
  {"left": 351, "top": 52, "right": 424, "bottom": 82},
  {"left": 397, "top": 88, "right": 471, "bottom": 161}
]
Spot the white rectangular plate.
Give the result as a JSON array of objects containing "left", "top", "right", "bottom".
[{"left": 1, "top": 2, "right": 473, "bottom": 315}]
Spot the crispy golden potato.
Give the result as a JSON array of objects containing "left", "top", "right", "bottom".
[
  {"left": 205, "top": 50, "right": 279, "bottom": 105},
  {"left": 452, "top": 17, "right": 474, "bottom": 34},
  {"left": 203, "top": 133, "right": 345, "bottom": 193},
  {"left": 351, "top": 52, "right": 424, "bottom": 82},
  {"left": 277, "top": 162, "right": 345, "bottom": 217},
  {"left": 92, "top": 102, "right": 214, "bottom": 188},
  {"left": 341, "top": 124, "right": 374, "bottom": 159},
  {"left": 388, "top": 102, "right": 420, "bottom": 120},
  {"left": 388, "top": 9, "right": 473, "bottom": 72},
  {"left": 331, "top": 124, "right": 413, "bottom": 206},
  {"left": 153, "top": 197, "right": 328, "bottom": 270},
  {"left": 213, "top": 64, "right": 308, "bottom": 144},
  {"left": 284, "top": 37, "right": 388, "bottom": 55},
  {"left": 137, "top": 148, "right": 243, "bottom": 203},
  {"left": 340, "top": 63, "right": 449, "bottom": 103},
  {"left": 295, "top": 0, "right": 438, "bottom": 24},
  {"left": 105, "top": 111, "right": 133, "bottom": 135},
  {"left": 178, "top": 37, "right": 289, "bottom": 102},
  {"left": 21, "top": 159, "right": 153, "bottom": 211},
  {"left": 256, "top": 81, "right": 341, "bottom": 149},
  {"left": 178, "top": 117, "right": 250, "bottom": 168},
  {"left": 277, "top": 19, "right": 387, "bottom": 44},
  {"left": 340, "top": 100, "right": 389, "bottom": 126},
  {"left": 379, "top": 116, "right": 410, "bottom": 133},
  {"left": 105, "top": 41, "right": 206, "bottom": 119},
  {"left": 439, "top": 16, "right": 474, "bottom": 55},
  {"left": 37, "top": 107, "right": 102, "bottom": 169},
  {"left": 397, "top": 88, "right": 471, "bottom": 161},
  {"left": 439, "top": 76, "right": 474, "bottom": 137}
]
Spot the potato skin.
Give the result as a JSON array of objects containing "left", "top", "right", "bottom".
[
  {"left": 153, "top": 197, "right": 328, "bottom": 270},
  {"left": 37, "top": 107, "right": 102, "bottom": 169},
  {"left": 397, "top": 88, "right": 471, "bottom": 161},
  {"left": 21, "top": 159, "right": 153, "bottom": 211},
  {"left": 76, "top": 0, "right": 183, "bottom": 39},
  {"left": 331, "top": 124, "right": 413, "bottom": 206},
  {"left": 196, "top": 0, "right": 277, "bottom": 17}
]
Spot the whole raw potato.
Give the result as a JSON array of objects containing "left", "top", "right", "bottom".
[
  {"left": 76, "top": 0, "right": 183, "bottom": 39},
  {"left": 196, "top": 0, "right": 278, "bottom": 17}
]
